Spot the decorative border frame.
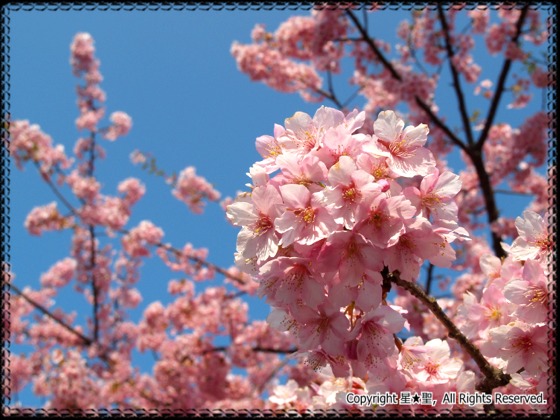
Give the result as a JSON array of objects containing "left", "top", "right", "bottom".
[{"left": 1, "top": 2, "right": 557, "bottom": 417}]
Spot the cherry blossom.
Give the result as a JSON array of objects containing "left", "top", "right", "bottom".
[
  {"left": 508, "top": 210, "right": 552, "bottom": 261},
  {"left": 373, "top": 110, "right": 436, "bottom": 177}
]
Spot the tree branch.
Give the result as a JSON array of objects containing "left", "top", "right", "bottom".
[
  {"left": 86, "top": 130, "right": 101, "bottom": 343},
  {"left": 425, "top": 262, "right": 435, "bottom": 296},
  {"left": 386, "top": 269, "right": 511, "bottom": 394},
  {"left": 7, "top": 281, "right": 93, "bottom": 346},
  {"left": 33, "top": 162, "right": 79, "bottom": 217},
  {"left": 437, "top": 5, "right": 475, "bottom": 147},
  {"left": 148, "top": 237, "right": 250, "bottom": 286},
  {"left": 469, "top": 149, "right": 507, "bottom": 259},
  {"left": 476, "top": 6, "right": 529, "bottom": 150}
]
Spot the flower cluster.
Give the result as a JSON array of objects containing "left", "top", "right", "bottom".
[
  {"left": 227, "top": 106, "right": 468, "bottom": 379},
  {"left": 172, "top": 166, "right": 221, "bottom": 214}
]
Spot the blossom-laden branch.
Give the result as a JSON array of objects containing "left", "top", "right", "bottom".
[
  {"left": 7, "top": 281, "right": 93, "bottom": 347},
  {"left": 386, "top": 269, "right": 511, "bottom": 394},
  {"left": 344, "top": 7, "right": 532, "bottom": 260},
  {"left": 345, "top": 9, "right": 470, "bottom": 154},
  {"left": 228, "top": 103, "right": 552, "bottom": 413}
]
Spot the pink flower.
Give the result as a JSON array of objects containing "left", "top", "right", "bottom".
[
  {"left": 258, "top": 256, "right": 325, "bottom": 311},
  {"left": 118, "top": 177, "right": 146, "bottom": 206},
  {"left": 383, "top": 217, "right": 455, "bottom": 281},
  {"left": 317, "top": 231, "right": 384, "bottom": 286},
  {"left": 269, "top": 379, "right": 306, "bottom": 407},
  {"left": 509, "top": 210, "right": 552, "bottom": 261},
  {"left": 66, "top": 170, "right": 101, "bottom": 203},
  {"left": 503, "top": 259, "right": 548, "bottom": 323},
  {"left": 295, "top": 301, "right": 350, "bottom": 355},
  {"left": 25, "top": 202, "right": 72, "bottom": 236},
  {"left": 254, "top": 124, "right": 285, "bottom": 173},
  {"left": 397, "top": 336, "right": 427, "bottom": 370},
  {"left": 354, "top": 193, "right": 417, "bottom": 248},
  {"left": 75, "top": 108, "right": 105, "bottom": 132},
  {"left": 274, "top": 153, "right": 328, "bottom": 190},
  {"left": 316, "top": 124, "right": 368, "bottom": 166},
  {"left": 407, "top": 339, "right": 463, "bottom": 384},
  {"left": 355, "top": 305, "right": 405, "bottom": 361},
  {"left": 321, "top": 155, "right": 380, "bottom": 229},
  {"left": 122, "top": 220, "right": 164, "bottom": 258},
  {"left": 172, "top": 167, "right": 221, "bottom": 214},
  {"left": 104, "top": 111, "right": 132, "bottom": 141},
  {"left": 531, "top": 66, "right": 549, "bottom": 88},
  {"left": 373, "top": 110, "right": 435, "bottom": 177},
  {"left": 482, "top": 323, "right": 548, "bottom": 375},
  {"left": 327, "top": 270, "right": 382, "bottom": 313},
  {"left": 469, "top": 8, "right": 489, "bottom": 34},
  {"left": 457, "top": 282, "right": 514, "bottom": 340},
  {"left": 227, "top": 184, "right": 284, "bottom": 263},
  {"left": 404, "top": 167, "right": 462, "bottom": 229},
  {"left": 40, "top": 258, "right": 77, "bottom": 288},
  {"left": 70, "top": 33, "right": 96, "bottom": 75},
  {"left": 9, "top": 120, "right": 72, "bottom": 172},
  {"left": 130, "top": 149, "right": 147, "bottom": 165},
  {"left": 275, "top": 184, "right": 338, "bottom": 246}
]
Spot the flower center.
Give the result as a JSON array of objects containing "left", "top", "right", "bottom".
[
  {"left": 487, "top": 306, "right": 502, "bottom": 321},
  {"left": 371, "top": 164, "right": 388, "bottom": 180},
  {"left": 422, "top": 193, "right": 441, "bottom": 208},
  {"left": 295, "top": 207, "right": 316, "bottom": 224},
  {"left": 343, "top": 186, "right": 360, "bottom": 203},
  {"left": 253, "top": 214, "right": 273, "bottom": 235},
  {"left": 527, "top": 286, "right": 547, "bottom": 305},
  {"left": 425, "top": 361, "right": 440, "bottom": 376},
  {"left": 369, "top": 210, "right": 386, "bottom": 229},
  {"left": 512, "top": 335, "right": 533, "bottom": 352},
  {"left": 399, "top": 235, "right": 414, "bottom": 250},
  {"left": 533, "top": 235, "right": 552, "bottom": 253}
]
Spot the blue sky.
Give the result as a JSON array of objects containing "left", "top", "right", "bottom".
[{"left": 6, "top": 5, "right": 549, "bottom": 408}]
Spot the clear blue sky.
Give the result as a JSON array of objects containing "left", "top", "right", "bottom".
[{"left": 6, "top": 6, "right": 548, "bottom": 408}]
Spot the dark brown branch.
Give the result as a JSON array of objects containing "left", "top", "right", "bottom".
[
  {"left": 86, "top": 130, "right": 101, "bottom": 343},
  {"left": 469, "top": 149, "right": 507, "bottom": 259},
  {"left": 310, "top": 85, "right": 344, "bottom": 110},
  {"left": 425, "top": 263, "right": 435, "bottom": 296},
  {"left": 325, "top": 70, "right": 345, "bottom": 110},
  {"left": 345, "top": 9, "right": 401, "bottom": 80},
  {"left": 202, "top": 346, "right": 296, "bottom": 355},
  {"left": 253, "top": 346, "right": 298, "bottom": 354},
  {"left": 386, "top": 269, "right": 511, "bottom": 394},
  {"left": 7, "top": 281, "right": 93, "bottom": 346},
  {"left": 438, "top": 5, "right": 475, "bottom": 146},
  {"left": 33, "top": 162, "right": 79, "bottom": 217},
  {"left": 88, "top": 225, "right": 100, "bottom": 342},
  {"left": 476, "top": 6, "right": 529, "bottom": 150}
]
